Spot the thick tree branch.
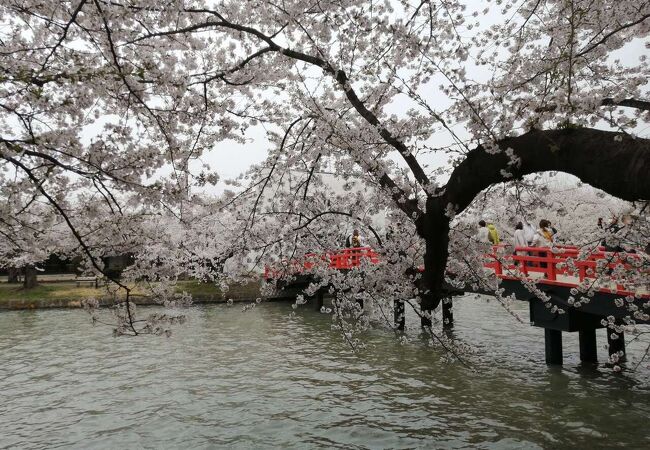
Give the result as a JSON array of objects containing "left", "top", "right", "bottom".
[
  {"left": 443, "top": 128, "right": 650, "bottom": 214},
  {"left": 601, "top": 98, "right": 650, "bottom": 112},
  {"left": 535, "top": 97, "right": 650, "bottom": 113}
]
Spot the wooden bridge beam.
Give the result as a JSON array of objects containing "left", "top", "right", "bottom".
[
  {"left": 544, "top": 329, "right": 563, "bottom": 365},
  {"left": 579, "top": 329, "right": 598, "bottom": 363},
  {"left": 442, "top": 298, "right": 454, "bottom": 330},
  {"left": 394, "top": 300, "right": 405, "bottom": 330},
  {"left": 607, "top": 329, "right": 626, "bottom": 363},
  {"left": 315, "top": 290, "right": 324, "bottom": 311}
]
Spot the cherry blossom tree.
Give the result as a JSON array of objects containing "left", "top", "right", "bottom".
[{"left": 1, "top": 1, "right": 649, "bottom": 343}]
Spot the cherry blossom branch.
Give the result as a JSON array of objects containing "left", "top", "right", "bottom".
[{"left": 131, "top": 11, "right": 432, "bottom": 190}]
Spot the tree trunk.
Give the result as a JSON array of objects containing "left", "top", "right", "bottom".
[
  {"left": 7, "top": 267, "right": 20, "bottom": 283},
  {"left": 23, "top": 265, "right": 38, "bottom": 289},
  {"left": 418, "top": 200, "right": 451, "bottom": 311}
]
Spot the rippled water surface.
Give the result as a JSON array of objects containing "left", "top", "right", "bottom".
[{"left": 1, "top": 296, "right": 649, "bottom": 449}]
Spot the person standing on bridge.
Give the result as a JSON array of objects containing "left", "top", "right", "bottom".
[
  {"left": 532, "top": 220, "right": 554, "bottom": 246},
  {"left": 520, "top": 216, "right": 537, "bottom": 246},
  {"left": 479, "top": 220, "right": 500, "bottom": 245},
  {"left": 547, "top": 220, "right": 559, "bottom": 242},
  {"left": 346, "top": 229, "right": 366, "bottom": 268},
  {"left": 513, "top": 222, "right": 528, "bottom": 266},
  {"left": 346, "top": 229, "right": 365, "bottom": 248},
  {"left": 517, "top": 216, "right": 537, "bottom": 265},
  {"left": 532, "top": 219, "right": 554, "bottom": 270}
]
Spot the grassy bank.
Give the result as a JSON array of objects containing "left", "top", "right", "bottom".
[{"left": 0, "top": 280, "right": 261, "bottom": 310}]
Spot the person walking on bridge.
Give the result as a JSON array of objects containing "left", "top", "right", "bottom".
[{"left": 479, "top": 220, "right": 500, "bottom": 245}]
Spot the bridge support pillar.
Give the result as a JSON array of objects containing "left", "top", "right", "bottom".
[
  {"left": 579, "top": 329, "right": 598, "bottom": 363},
  {"left": 394, "top": 300, "right": 405, "bottom": 330},
  {"left": 607, "top": 329, "right": 626, "bottom": 363},
  {"left": 315, "top": 290, "right": 324, "bottom": 311},
  {"left": 421, "top": 309, "right": 432, "bottom": 328},
  {"left": 442, "top": 298, "right": 453, "bottom": 330},
  {"left": 544, "top": 329, "right": 563, "bottom": 365}
]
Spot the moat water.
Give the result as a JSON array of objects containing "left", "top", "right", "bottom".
[{"left": 1, "top": 296, "right": 649, "bottom": 449}]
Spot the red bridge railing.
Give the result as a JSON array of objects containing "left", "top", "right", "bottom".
[
  {"left": 264, "top": 245, "right": 649, "bottom": 298},
  {"left": 486, "top": 244, "right": 648, "bottom": 297},
  {"left": 264, "top": 247, "right": 380, "bottom": 279}
]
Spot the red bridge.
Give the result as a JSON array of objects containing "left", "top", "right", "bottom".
[
  {"left": 265, "top": 245, "right": 649, "bottom": 299},
  {"left": 264, "top": 245, "right": 648, "bottom": 366},
  {"left": 264, "top": 247, "right": 380, "bottom": 279}
]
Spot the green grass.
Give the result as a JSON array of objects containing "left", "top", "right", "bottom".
[
  {"left": 0, "top": 283, "right": 103, "bottom": 302},
  {"left": 174, "top": 280, "right": 223, "bottom": 297},
  {"left": 0, "top": 280, "right": 255, "bottom": 304}
]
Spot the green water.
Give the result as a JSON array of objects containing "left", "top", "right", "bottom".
[{"left": 0, "top": 296, "right": 649, "bottom": 449}]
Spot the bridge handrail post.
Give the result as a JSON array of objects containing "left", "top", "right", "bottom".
[
  {"left": 513, "top": 246, "right": 529, "bottom": 277},
  {"left": 578, "top": 263, "right": 587, "bottom": 282},
  {"left": 328, "top": 251, "right": 338, "bottom": 269},
  {"left": 348, "top": 248, "right": 357, "bottom": 268},
  {"left": 521, "top": 251, "right": 529, "bottom": 276},
  {"left": 547, "top": 248, "right": 557, "bottom": 281},
  {"left": 492, "top": 245, "right": 503, "bottom": 276},
  {"left": 342, "top": 248, "right": 351, "bottom": 269},
  {"left": 356, "top": 247, "right": 363, "bottom": 266}
]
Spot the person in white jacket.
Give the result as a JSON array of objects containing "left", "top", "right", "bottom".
[
  {"left": 521, "top": 217, "right": 537, "bottom": 246},
  {"left": 513, "top": 222, "right": 528, "bottom": 266},
  {"left": 513, "top": 222, "right": 528, "bottom": 248}
]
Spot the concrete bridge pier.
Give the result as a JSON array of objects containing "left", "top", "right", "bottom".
[{"left": 544, "top": 328, "right": 600, "bottom": 365}]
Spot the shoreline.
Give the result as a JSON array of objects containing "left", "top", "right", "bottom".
[
  {"left": 0, "top": 295, "right": 260, "bottom": 311},
  {"left": 0, "top": 280, "right": 263, "bottom": 311}
]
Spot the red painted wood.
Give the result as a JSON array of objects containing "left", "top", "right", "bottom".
[{"left": 264, "top": 245, "right": 649, "bottom": 299}]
